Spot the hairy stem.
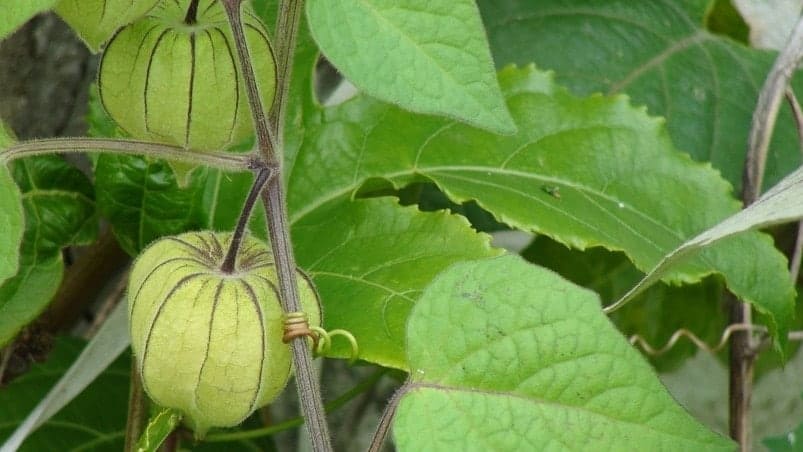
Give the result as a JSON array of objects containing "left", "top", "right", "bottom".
[
  {"left": 221, "top": 0, "right": 279, "bottom": 166},
  {"left": 368, "top": 383, "right": 410, "bottom": 452},
  {"left": 0, "top": 137, "right": 253, "bottom": 171},
  {"left": 221, "top": 167, "right": 272, "bottom": 273},
  {"left": 270, "top": 0, "right": 305, "bottom": 137},
  {"left": 220, "top": 0, "right": 332, "bottom": 450},
  {"left": 733, "top": 14, "right": 803, "bottom": 450}
]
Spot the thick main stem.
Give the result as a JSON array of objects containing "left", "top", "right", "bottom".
[
  {"left": 728, "top": 295, "right": 753, "bottom": 448},
  {"left": 220, "top": 1, "right": 332, "bottom": 450},
  {"left": 123, "top": 361, "right": 147, "bottom": 452}
]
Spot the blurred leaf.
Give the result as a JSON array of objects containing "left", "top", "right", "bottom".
[
  {"left": 478, "top": 0, "right": 802, "bottom": 191},
  {"left": 0, "top": 123, "right": 24, "bottom": 285},
  {"left": 394, "top": 255, "right": 734, "bottom": 451},
  {"left": 293, "top": 197, "right": 500, "bottom": 369},
  {"left": 0, "top": 155, "right": 97, "bottom": 347},
  {"left": 662, "top": 348, "right": 803, "bottom": 450},
  {"left": 0, "top": 335, "right": 130, "bottom": 451},
  {"left": 306, "top": 0, "right": 515, "bottom": 134},
  {"left": 524, "top": 236, "right": 726, "bottom": 371},
  {"left": 706, "top": 0, "right": 749, "bottom": 44},
  {"left": 0, "top": 0, "right": 57, "bottom": 40},
  {"left": 763, "top": 418, "right": 803, "bottom": 451},
  {"left": 289, "top": 64, "right": 794, "bottom": 347}
]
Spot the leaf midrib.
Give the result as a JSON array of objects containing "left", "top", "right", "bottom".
[{"left": 291, "top": 164, "right": 687, "bottom": 250}]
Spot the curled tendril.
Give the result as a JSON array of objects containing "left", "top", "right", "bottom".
[
  {"left": 310, "top": 327, "right": 359, "bottom": 364},
  {"left": 629, "top": 323, "right": 766, "bottom": 356},
  {"left": 282, "top": 312, "right": 359, "bottom": 363}
]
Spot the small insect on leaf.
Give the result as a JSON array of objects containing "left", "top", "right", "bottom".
[{"left": 541, "top": 184, "right": 561, "bottom": 199}]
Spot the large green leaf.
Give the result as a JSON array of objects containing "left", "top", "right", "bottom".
[
  {"left": 288, "top": 65, "right": 795, "bottom": 343},
  {"left": 55, "top": 0, "right": 160, "bottom": 52},
  {"left": 478, "top": 0, "right": 802, "bottom": 191},
  {"left": 293, "top": 197, "right": 499, "bottom": 369},
  {"left": 523, "top": 236, "right": 726, "bottom": 371},
  {"left": 0, "top": 123, "right": 24, "bottom": 285},
  {"left": 0, "top": 155, "right": 97, "bottom": 347},
  {"left": 393, "top": 255, "right": 734, "bottom": 451},
  {"left": 94, "top": 154, "right": 207, "bottom": 255},
  {"left": 611, "top": 164, "right": 803, "bottom": 325},
  {"left": 306, "top": 0, "right": 515, "bottom": 134},
  {"left": 0, "top": 0, "right": 58, "bottom": 40},
  {"left": 0, "top": 338, "right": 130, "bottom": 451}
]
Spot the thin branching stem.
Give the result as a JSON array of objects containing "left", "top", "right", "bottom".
[
  {"left": 784, "top": 88, "right": 803, "bottom": 283},
  {"left": 0, "top": 138, "right": 254, "bottom": 170},
  {"left": 368, "top": 383, "right": 410, "bottom": 452},
  {"left": 221, "top": 166, "right": 273, "bottom": 273},
  {"left": 220, "top": 0, "right": 332, "bottom": 450},
  {"left": 734, "top": 14, "right": 803, "bottom": 450}
]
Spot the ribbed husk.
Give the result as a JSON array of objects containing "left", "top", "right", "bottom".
[
  {"left": 98, "top": 0, "right": 276, "bottom": 150},
  {"left": 56, "top": 0, "right": 162, "bottom": 51},
  {"left": 128, "top": 231, "right": 320, "bottom": 436}
]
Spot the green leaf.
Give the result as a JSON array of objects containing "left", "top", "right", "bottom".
[
  {"left": 0, "top": 334, "right": 130, "bottom": 451},
  {"left": 95, "top": 154, "right": 207, "bottom": 255},
  {"left": 763, "top": 420, "right": 803, "bottom": 452},
  {"left": 610, "top": 164, "right": 803, "bottom": 335},
  {"left": 306, "top": 0, "right": 516, "bottom": 134},
  {"left": 289, "top": 64, "right": 794, "bottom": 346},
  {"left": 0, "top": 0, "right": 58, "bottom": 40},
  {"left": 0, "top": 155, "right": 97, "bottom": 347},
  {"left": 136, "top": 408, "right": 182, "bottom": 452},
  {"left": 12, "top": 156, "right": 97, "bottom": 255},
  {"left": 0, "top": 258, "right": 63, "bottom": 348},
  {"left": 706, "top": 0, "right": 749, "bottom": 44},
  {"left": 478, "top": 0, "right": 802, "bottom": 191},
  {"left": 55, "top": 0, "right": 160, "bottom": 52},
  {"left": 293, "top": 197, "right": 500, "bottom": 369},
  {"left": 393, "top": 255, "right": 734, "bottom": 451},
  {"left": 523, "top": 236, "right": 726, "bottom": 371},
  {"left": 0, "top": 123, "right": 24, "bottom": 285}
]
